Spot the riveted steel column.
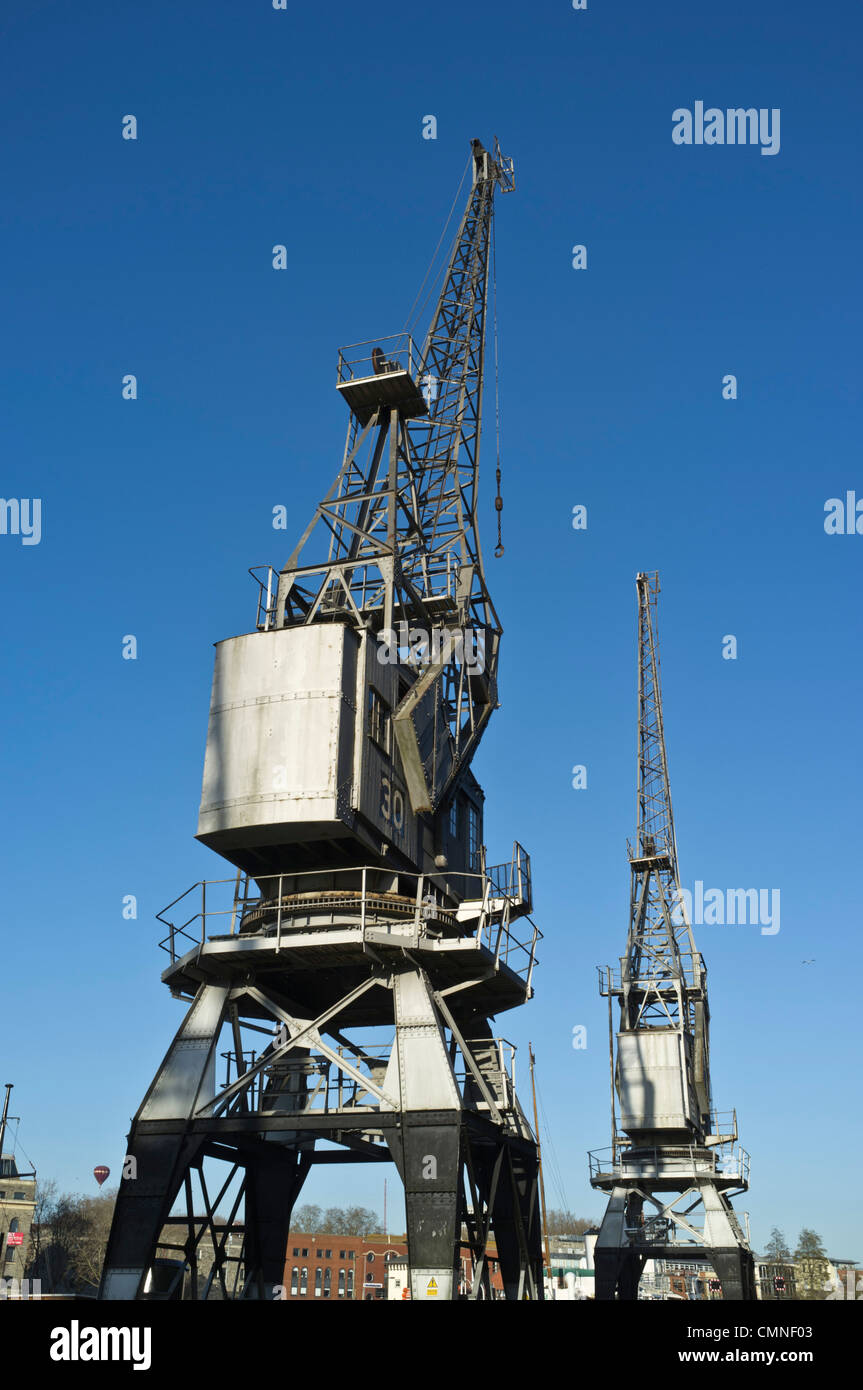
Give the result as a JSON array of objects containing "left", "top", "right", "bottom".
[{"left": 100, "top": 984, "right": 230, "bottom": 1299}]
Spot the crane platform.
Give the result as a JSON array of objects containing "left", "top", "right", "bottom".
[{"left": 336, "top": 335, "right": 429, "bottom": 425}]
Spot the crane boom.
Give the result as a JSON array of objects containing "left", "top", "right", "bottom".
[
  {"left": 619, "top": 572, "right": 711, "bottom": 1133},
  {"left": 274, "top": 139, "right": 514, "bottom": 814}
]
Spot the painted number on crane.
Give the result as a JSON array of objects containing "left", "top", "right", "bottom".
[{"left": 380, "top": 775, "right": 405, "bottom": 832}]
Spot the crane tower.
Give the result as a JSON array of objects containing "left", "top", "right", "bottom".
[
  {"left": 589, "top": 573, "right": 756, "bottom": 1301},
  {"left": 100, "top": 139, "right": 544, "bottom": 1302}
]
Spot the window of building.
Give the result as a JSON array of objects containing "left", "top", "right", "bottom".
[
  {"left": 315, "top": 1267, "right": 322, "bottom": 1297},
  {"left": 347, "top": 1269, "right": 354, "bottom": 1297},
  {"left": 4, "top": 1249, "right": 13, "bottom": 1263},
  {"left": 324, "top": 1268, "right": 332, "bottom": 1297},
  {"left": 292, "top": 1247, "right": 299, "bottom": 1257},
  {"left": 325, "top": 1249, "right": 332, "bottom": 1259},
  {"left": 449, "top": 800, "right": 458, "bottom": 838},
  {"left": 9, "top": 1219, "right": 19, "bottom": 1232},
  {"left": 338, "top": 1268, "right": 346, "bottom": 1298},
  {"left": 290, "top": 1267, "right": 298, "bottom": 1296},
  {"left": 467, "top": 803, "right": 480, "bottom": 869},
  {"left": 316, "top": 1249, "right": 323, "bottom": 1258},
  {"left": 13, "top": 1192, "right": 25, "bottom": 1202},
  {"left": 301, "top": 1247, "right": 308, "bottom": 1258},
  {"left": 368, "top": 688, "right": 391, "bottom": 753},
  {"left": 300, "top": 1267, "right": 308, "bottom": 1296},
  {"left": 339, "top": 1249, "right": 346, "bottom": 1259}
]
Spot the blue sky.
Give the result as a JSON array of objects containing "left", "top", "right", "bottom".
[{"left": 1, "top": 0, "right": 860, "bottom": 1257}]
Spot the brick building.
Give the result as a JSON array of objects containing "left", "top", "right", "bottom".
[
  {"left": 282, "top": 1232, "right": 507, "bottom": 1300},
  {"left": 283, "top": 1232, "right": 408, "bottom": 1300}
]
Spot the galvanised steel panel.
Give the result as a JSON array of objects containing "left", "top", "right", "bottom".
[
  {"left": 197, "top": 625, "right": 357, "bottom": 847},
  {"left": 616, "top": 1030, "right": 698, "bottom": 1133}
]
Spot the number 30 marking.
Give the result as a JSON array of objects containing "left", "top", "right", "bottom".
[{"left": 381, "top": 776, "right": 404, "bottom": 831}]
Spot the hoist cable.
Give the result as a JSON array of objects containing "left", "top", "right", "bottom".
[
  {"left": 491, "top": 209, "right": 504, "bottom": 558},
  {"left": 404, "top": 152, "right": 471, "bottom": 337}
]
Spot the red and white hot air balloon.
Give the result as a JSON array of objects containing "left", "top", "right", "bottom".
[{"left": 93, "top": 1165, "right": 110, "bottom": 1188}]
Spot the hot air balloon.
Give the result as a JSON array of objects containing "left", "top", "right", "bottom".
[{"left": 94, "top": 1165, "right": 110, "bottom": 1187}]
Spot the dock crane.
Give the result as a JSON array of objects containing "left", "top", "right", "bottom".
[
  {"left": 100, "top": 139, "right": 544, "bottom": 1302},
  {"left": 590, "top": 573, "right": 756, "bottom": 1301}
]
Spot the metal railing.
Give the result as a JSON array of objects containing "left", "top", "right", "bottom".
[
  {"left": 588, "top": 1144, "right": 750, "bottom": 1187},
  {"left": 218, "top": 1042, "right": 392, "bottom": 1117},
  {"left": 215, "top": 1033, "right": 522, "bottom": 1122},
  {"left": 454, "top": 1038, "right": 517, "bottom": 1111},
  {"left": 485, "top": 842, "right": 532, "bottom": 914},
  {"left": 249, "top": 565, "right": 279, "bottom": 630},
  {"left": 708, "top": 1108, "right": 739, "bottom": 1143},
  {"left": 626, "top": 831, "right": 674, "bottom": 863},
  {"left": 336, "top": 334, "right": 420, "bottom": 385},
  {"left": 157, "top": 862, "right": 541, "bottom": 987},
  {"left": 597, "top": 951, "right": 706, "bottom": 995}
]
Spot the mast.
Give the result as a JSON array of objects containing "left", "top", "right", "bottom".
[{"left": 0, "top": 1084, "right": 12, "bottom": 1167}]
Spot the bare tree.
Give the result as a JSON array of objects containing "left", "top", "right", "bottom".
[
  {"left": 341, "top": 1205, "right": 380, "bottom": 1236},
  {"left": 25, "top": 1177, "right": 57, "bottom": 1280},
  {"left": 544, "top": 1209, "right": 597, "bottom": 1238},
  {"left": 25, "top": 1183, "right": 116, "bottom": 1294},
  {"left": 291, "top": 1203, "right": 322, "bottom": 1232},
  {"left": 66, "top": 1191, "right": 117, "bottom": 1291},
  {"left": 319, "top": 1205, "right": 380, "bottom": 1235}
]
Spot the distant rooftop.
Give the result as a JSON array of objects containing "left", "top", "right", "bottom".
[{"left": 0, "top": 1155, "right": 35, "bottom": 1179}]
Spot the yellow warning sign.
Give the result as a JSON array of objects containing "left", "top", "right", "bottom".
[{"left": 426, "top": 1277, "right": 438, "bottom": 1296}]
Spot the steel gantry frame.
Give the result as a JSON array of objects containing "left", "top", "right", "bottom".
[
  {"left": 590, "top": 573, "right": 756, "bottom": 1302},
  {"left": 100, "top": 910, "right": 543, "bottom": 1301}
]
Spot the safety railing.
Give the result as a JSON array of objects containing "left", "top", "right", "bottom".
[
  {"left": 454, "top": 1038, "right": 517, "bottom": 1111},
  {"left": 626, "top": 831, "right": 675, "bottom": 863},
  {"left": 249, "top": 565, "right": 280, "bottom": 630},
  {"left": 336, "top": 334, "right": 420, "bottom": 385},
  {"left": 597, "top": 951, "right": 706, "bottom": 995},
  {"left": 218, "top": 1042, "right": 392, "bottom": 1117},
  {"left": 485, "top": 842, "right": 532, "bottom": 914},
  {"left": 708, "top": 1108, "right": 739, "bottom": 1143},
  {"left": 588, "top": 1144, "right": 750, "bottom": 1187},
  {"left": 157, "top": 862, "right": 541, "bottom": 986}
]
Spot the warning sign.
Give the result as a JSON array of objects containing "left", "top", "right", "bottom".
[{"left": 426, "top": 1277, "right": 438, "bottom": 1297}]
